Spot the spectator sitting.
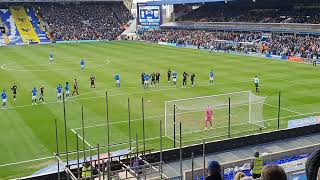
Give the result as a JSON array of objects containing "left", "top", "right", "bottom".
[
  {"left": 306, "top": 148, "right": 320, "bottom": 180},
  {"left": 205, "top": 160, "right": 223, "bottom": 180},
  {"left": 261, "top": 164, "right": 287, "bottom": 180},
  {"left": 234, "top": 172, "right": 246, "bottom": 180}
]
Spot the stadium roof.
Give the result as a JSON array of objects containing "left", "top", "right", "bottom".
[
  {"left": 0, "top": 0, "right": 122, "bottom": 2},
  {"left": 135, "top": 0, "right": 231, "bottom": 5}
]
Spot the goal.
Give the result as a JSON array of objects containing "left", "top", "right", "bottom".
[{"left": 164, "top": 91, "right": 266, "bottom": 138}]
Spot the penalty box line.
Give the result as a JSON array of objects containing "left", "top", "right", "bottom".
[
  {"left": 264, "top": 103, "right": 304, "bottom": 115},
  {"left": 72, "top": 131, "right": 177, "bottom": 149},
  {"left": 72, "top": 103, "right": 254, "bottom": 131},
  {"left": 71, "top": 129, "right": 93, "bottom": 147}
]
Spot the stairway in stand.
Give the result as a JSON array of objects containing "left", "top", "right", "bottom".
[
  {"left": 0, "top": 18, "right": 10, "bottom": 44},
  {"left": 10, "top": 6, "right": 40, "bottom": 43}
]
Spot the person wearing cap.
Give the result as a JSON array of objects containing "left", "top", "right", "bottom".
[
  {"left": 251, "top": 151, "right": 263, "bottom": 179},
  {"left": 205, "top": 160, "right": 223, "bottom": 180}
]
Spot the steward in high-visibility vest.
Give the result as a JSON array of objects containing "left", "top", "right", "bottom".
[
  {"left": 251, "top": 152, "right": 263, "bottom": 179},
  {"left": 82, "top": 162, "right": 92, "bottom": 178}
]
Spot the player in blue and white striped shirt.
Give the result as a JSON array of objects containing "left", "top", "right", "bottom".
[
  {"left": 1, "top": 90, "right": 7, "bottom": 109},
  {"left": 209, "top": 70, "right": 214, "bottom": 85},
  {"left": 80, "top": 59, "right": 85, "bottom": 70},
  {"left": 115, "top": 74, "right": 120, "bottom": 88},
  {"left": 65, "top": 82, "right": 70, "bottom": 98},
  {"left": 172, "top": 71, "right": 177, "bottom": 87},
  {"left": 144, "top": 74, "right": 150, "bottom": 89},
  {"left": 57, "top": 84, "right": 62, "bottom": 102},
  {"left": 31, "top": 87, "right": 37, "bottom": 105},
  {"left": 49, "top": 52, "right": 54, "bottom": 62}
]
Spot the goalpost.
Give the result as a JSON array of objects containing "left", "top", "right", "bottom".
[{"left": 164, "top": 91, "right": 266, "bottom": 139}]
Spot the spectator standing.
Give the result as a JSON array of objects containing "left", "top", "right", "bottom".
[
  {"left": 82, "top": 161, "right": 92, "bottom": 178},
  {"left": 250, "top": 151, "right": 263, "bottom": 179}
]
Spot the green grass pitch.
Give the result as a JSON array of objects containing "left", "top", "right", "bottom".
[{"left": 0, "top": 41, "right": 319, "bottom": 179}]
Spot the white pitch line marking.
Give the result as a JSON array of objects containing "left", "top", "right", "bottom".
[
  {"left": 0, "top": 59, "right": 110, "bottom": 72},
  {"left": 264, "top": 103, "right": 304, "bottom": 115}
]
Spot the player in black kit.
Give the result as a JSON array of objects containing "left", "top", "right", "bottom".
[
  {"left": 90, "top": 75, "right": 96, "bottom": 88},
  {"left": 39, "top": 85, "right": 45, "bottom": 103},
  {"left": 72, "top": 78, "right": 79, "bottom": 95},
  {"left": 151, "top": 72, "right": 156, "bottom": 86},
  {"left": 156, "top": 72, "right": 160, "bottom": 86},
  {"left": 191, "top": 73, "right": 196, "bottom": 87},
  {"left": 141, "top": 73, "right": 145, "bottom": 86},
  {"left": 11, "top": 83, "right": 17, "bottom": 102},
  {"left": 167, "top": 69, "right": 171, "bottom": 82},
  {"left": 182, "top": 72, "right": 189, "bottom": 87}
]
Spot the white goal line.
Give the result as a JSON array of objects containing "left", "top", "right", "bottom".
[{"left": 165, "top": 111, "right": 320, "bottom": 138}]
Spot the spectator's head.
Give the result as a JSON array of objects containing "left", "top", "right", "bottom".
[
  {"left": 234, "top": 172, "right": 246, "bottom": 180},
  {"left": 254, "top": 151, "right": 259, "bottom": 157},
  {"left": 207, "top": 160, "right": 221, "bottom": 177},
  {"left": 83, "top": 161, "right": 90, "bottom": 168},
  {"left": 306, "top": 149, "right": 320, "bottom": 180},
  {"left": 261, "top": 164, "right": 287, "bottom": 180}
]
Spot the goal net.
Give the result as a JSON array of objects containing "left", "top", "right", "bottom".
[{"left": 164, "top": 91, "right": 266, "bottom": 139}]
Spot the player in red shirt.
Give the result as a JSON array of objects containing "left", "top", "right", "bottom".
[{"left": 205, "top": 105, "right": 214, "bottom": 130}]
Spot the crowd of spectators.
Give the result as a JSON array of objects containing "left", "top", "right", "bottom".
[
  {"left": 205, "top": 149, "right": 320, "bottom": 180},
  {"left": 37, "top": 2, "right": 133, "bottom": 41},
  {"left": 141, "top": 29, "right": 320, "bottom": 59},
  {"left": 178, "top": 5, "right": 320, "bottom": 24}
]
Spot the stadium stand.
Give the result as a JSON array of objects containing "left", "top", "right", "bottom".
[
  {"left": 38, "top": 2, "right": 134, "bottom": 41},
  {"left": 177, "top": 1, "right": 320, "bottom": 24},
  {"left": 0, "top": 2, "right": 133, "bottom": 45},
  {"left": 141, "top": 29, "right": 320, "bottom": 59},
  {"left": 0, "top": 7, "right": 23, "bottom": 45},
  {"left": 10, "top": 6, "right": 40, "bottom": 43},
  {"left": 1, "top": 0, "right": 320, "bottom": 179}
]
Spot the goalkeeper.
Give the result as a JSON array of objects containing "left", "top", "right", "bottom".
[{"left": 205, "top": 105, "right": 214, "bottom": 130}]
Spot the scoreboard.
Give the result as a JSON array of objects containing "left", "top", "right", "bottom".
[{"left": 137, "top": 3, "right": 162, "bottom": 29}]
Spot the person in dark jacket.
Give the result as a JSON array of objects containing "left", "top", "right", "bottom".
[
  {"left": 306, "top": 148, "right": 320, "bottom": 180},
  {"left": 205, "top": 161, "right": 223, "bottom": 180}
]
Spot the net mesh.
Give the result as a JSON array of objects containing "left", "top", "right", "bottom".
[{"left": 165, "top": 91, "right": 266, "bottom": 138}]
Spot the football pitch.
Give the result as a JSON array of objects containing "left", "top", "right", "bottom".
[{"left": 0, "top": 41, "right": 319, "bottom": 179}]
